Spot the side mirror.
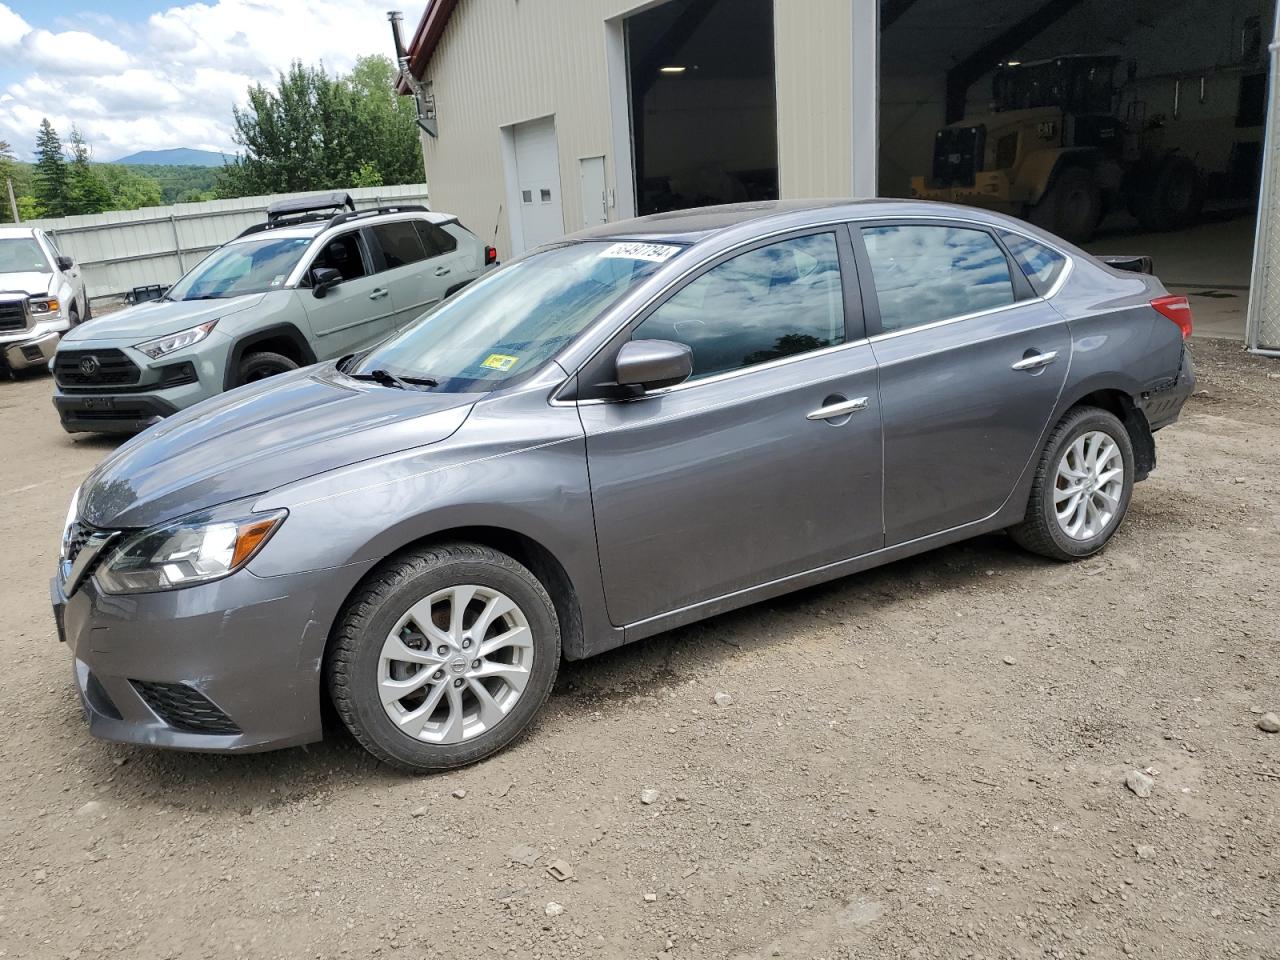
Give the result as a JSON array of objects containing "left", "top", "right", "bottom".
[
  {"left": 56, "top": 255, "right": 74, "bottom": 271},
  {"left": 311, "top": 266, "right": 342, "bottom": 298},
  {"left": 615, "top": 339, "right": 693, "bottom": 393}
]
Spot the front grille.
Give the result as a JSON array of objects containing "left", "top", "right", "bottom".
[
  {"left": 131, "top": 680, "right": 241, "bottom": 735},
  {"left": 0, "top": 299, "right": 27, "bottom": 333},
  {"left": 55, "top": 349, "right": 141, "bottom": 387}
]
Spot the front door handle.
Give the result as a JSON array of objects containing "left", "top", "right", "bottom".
[
  {"left": 369, "top": 288, "right": 389, "bottom": 300},
  {"left": 1011, "top": 350, "right": 1058, "bottom": 371},
  {"left": 806, "top": 396, "right": 869, "bottom": 421},
  {"left": 434, "top": 266, "right": 451, "bottom": 277}
]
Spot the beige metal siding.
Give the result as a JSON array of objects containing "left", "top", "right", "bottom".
[
  {"left": 422, "top": 0, "right": 643, "bottom": 255},
  {"left": 774, "top": 0, "right": 855, "bottom": 199}
]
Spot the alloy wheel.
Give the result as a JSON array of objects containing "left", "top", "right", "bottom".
[
  {"left": 1054, "top": 430, "right": 1124, "bottom": 541},
  {"left": 378, "top": 584, "right": 534, "bottom": 743}
]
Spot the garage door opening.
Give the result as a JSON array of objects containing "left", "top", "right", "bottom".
[
  {"left": 626, "top": 0, "right": 777, "bottom": 216},
  {"left": 877, "top": 0, "right": 1273, "bottom": 341}
]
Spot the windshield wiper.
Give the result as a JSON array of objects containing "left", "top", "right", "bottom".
[{"left": 350, "top": 368, "right": 438, "bottom": 390}]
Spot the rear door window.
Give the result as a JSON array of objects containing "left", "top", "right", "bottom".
[
  {"left": 998, "top": 230, "right": 1068, "bottom": 295},
  {"left": 633, "top": 232, "right": 847, "bottom": 381},
  {"left": 415, "top": 221, "right": 459, "bottom": 257},
  {"left": 372, "top": 221, "right": 429, "bottom": 270},
  {"left": 861, "top": 224, "right": 1016, "bottom": 333}
]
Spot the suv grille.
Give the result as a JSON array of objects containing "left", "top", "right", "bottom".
[
  {"left": 0, "top": 299, "right": 27, "bottom": 333},
  {"left": 131, "top": 681, "right": 241, "bottom": 735},
  {"left": 55, "top": 349, "right": 141, "bottom": 387}
]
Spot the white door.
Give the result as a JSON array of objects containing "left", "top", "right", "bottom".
[
  {"left": 579, "top": 156, "right": 608, "bottom": 228},
  {"left": 512, "top": 117, "right": 564, "bottom": 251}
]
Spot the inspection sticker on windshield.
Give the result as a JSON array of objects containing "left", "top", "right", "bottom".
[
  {"left": 481, "top": 353, "right": 520, "bottom": 372},
  {"left": 599, "top": 242, "right": 680, "bottom": 263}
]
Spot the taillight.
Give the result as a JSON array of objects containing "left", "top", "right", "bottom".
[
  {"left": 484, "top": 245, "right": 498, "bottom": 266},
  {"left": 1151, "top": 295, "right": 1192, "bottom": 339}
]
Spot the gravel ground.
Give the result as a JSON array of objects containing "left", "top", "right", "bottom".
[{"left": 1, "top": 337, "right": 1277, "bottom": 960}]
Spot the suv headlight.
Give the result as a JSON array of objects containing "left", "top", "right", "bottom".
[
  {"left": 137, "top": 320, "right": 218, "bottom": 360},
  {"left": 29, "top": 297, "right": 60, "bottom": 315},
  {"left": 95, "top": 508, "right": 286, "bottom": 594}
]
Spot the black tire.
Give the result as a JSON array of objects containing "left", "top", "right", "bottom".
[
  {"left": 326, "top": 543, "right": 561, "bottom": 773},
  {"left": 1132, "top": 156, "right": 1203, "bottom": 232},
  {"left": 81, "top": 297, "right": 92, "bottom": 323},
  {"left": 235, "top": 350, "right": 298, "bottom": 386},
  {"left": 68, "top": 304, "right": 81, "bottom": 328},
  {"left": 1029, "top": 166, "right": 1102, "bottom": 243},
  {"left": 1009, "top": 406, "right": 1135, "bottom": 561}
]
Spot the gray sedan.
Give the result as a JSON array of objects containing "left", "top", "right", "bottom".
[{"left": 52, "top": 200, "right": 1195, "bottom": 772}]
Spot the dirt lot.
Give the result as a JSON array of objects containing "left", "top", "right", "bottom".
[{"left": 1, "top": 337, "right": 1277, "bottom": 960}]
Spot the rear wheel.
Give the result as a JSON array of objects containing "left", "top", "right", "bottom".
[
  {"left": 235, "top": 350, "right": 298, "bottom": 386},
  {"left": 1029, "top": 166, "right": 1101, "bottom": 243},
  {"left": 326, "top": 543, "right": 561, "bottom": 772},
  {"left": 1132, "top": 156, "right": 1203, "bottom": 232},
  {"left": 1009, "top": 406, "right": 1134, "bottom": 561}
]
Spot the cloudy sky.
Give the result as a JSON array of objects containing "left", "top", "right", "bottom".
[{"left": 0, "top": 0, "right": 427, "bottom": 162}]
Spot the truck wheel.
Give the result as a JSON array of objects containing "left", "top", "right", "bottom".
[
  {"left": 1029, "top": 166, "right": 1101, "bottom": 243},
  {"left": 326, "top": 542, "right": 561, "bottom": 772},
  {"left": 235, "top": 350, "right": 298, "bottom": 385},
  {"left": 1133, "top": 156, "right": 1203, "bottom": 232}
]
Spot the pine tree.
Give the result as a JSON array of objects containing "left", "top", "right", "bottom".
[
  {"left": 67, "top": 126, "right": 112, "bottom": 215},
  {"left": 33, "top": 119, "right": 71, "bottom": 218}
]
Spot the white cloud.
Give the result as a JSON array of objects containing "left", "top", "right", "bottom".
[{"left": 0, "top": 0, "right": 411, "bottom": 160}]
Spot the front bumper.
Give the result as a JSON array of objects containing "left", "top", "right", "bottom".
[
  {"left": 53, "top": 392, "right": 180, "bottom": 434},
  {"left": 1, "top": 329, "right": 61, "bottom": 372},
  {"left": 51, "top": 559, "right": 373, "bottom": 753}
]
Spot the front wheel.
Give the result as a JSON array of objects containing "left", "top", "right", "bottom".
[
  {"left": 1009, "top": 406, "right": 1135, "bottom": 561},
  {"left": 326, "top": 543, "right": 561, "bottom": 772},
  {"left": 235, "top": 350, "right": 298, "bottom": 386}
]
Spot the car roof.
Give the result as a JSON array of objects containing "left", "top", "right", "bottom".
[
  {"left": 225, "top": 209, "right": 462, "bottom": 247},
  {"left": 566, "top": 198, "right": 1062, "bottom": 245}
]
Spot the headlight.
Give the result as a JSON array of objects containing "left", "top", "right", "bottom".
[
  {"left": 60, "top": 485, "right": 81, "bottom": 561},
  {"left": 136, "top": 320, "right": 218, "bottom": 360},
  {"left": 95, "top": 508, "right": 286, "bottom": 594},
  {"left": 29, "top": 297, "right": 60, "bottom": 315}
]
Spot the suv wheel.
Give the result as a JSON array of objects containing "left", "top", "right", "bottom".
[
  {"left": 1009, "top": 406, "right": 1134, "bottom": 561},
  {"left": 236, "top": 350, "right": 298, "bottom": 386},
  {"left": 327, "top": 543, "right": 561, "bottom": 772}
]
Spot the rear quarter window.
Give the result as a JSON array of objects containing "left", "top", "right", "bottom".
[{"left": 999, "top": 230, "right": 1068, "bottom": 295}]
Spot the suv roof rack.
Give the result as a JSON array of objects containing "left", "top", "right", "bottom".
[
  {"left": 235, "top": 200, "right": 431, "bottom": 240},
  {"left": 235, "top": 192, "right": 357, "bottom": 239}
]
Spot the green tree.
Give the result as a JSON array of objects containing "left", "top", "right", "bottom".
[
  {"left": 33, "top": 119, "right": 71, "bottom": 218},
  {"left": 0, "top": 139, "right": 16, "bottom": 223},
  {"left": 96, "top": 164, "right": 163, "bottom": 210},
  {"left": 66, "top": 126, "right": 113, "bottom": 215},
  {"left": 217, "top": 55, "right": 422, "bottom": 198}
]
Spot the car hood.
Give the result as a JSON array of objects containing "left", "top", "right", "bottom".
[
  {"left": 62, "top": 293, "right": 267, "bottom": 342},
  {"left": 0, "top": 272, "right": 53, "bottom": 297},
  {"left": 81, "top": 364, "right": 478, "bottom": 529}
]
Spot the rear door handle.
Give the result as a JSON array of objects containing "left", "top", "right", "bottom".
[
  {"left": 1011, "top": 350, "right": 1058, "bottom": 371},
  {"left": 369, "top": 288, "right": 389, "bottom": 300},
  {"left": 434, "top": 266, "right": 451, "bottom": 277},
  {"left": 806, "top": 396, "right": 869, "bottom": 421}
]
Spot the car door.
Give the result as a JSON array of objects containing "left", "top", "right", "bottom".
[
  {"left": 297, "top": 228, "right": 395, "bottom": 357},
  {"left": 576, "top": 229, "right": 884, "bottom": 628},
  {"left": 853, "top": 219, "right": 1071, "bottom": 546},
  {"left": 364, "top": 219, "right": 442, "bottom": 332}
]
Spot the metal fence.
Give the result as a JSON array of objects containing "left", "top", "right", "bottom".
[{"left": 22, "top": 184, "right": 431, "bottom": 302}]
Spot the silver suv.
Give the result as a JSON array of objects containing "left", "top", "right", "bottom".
[
  {"left": 51, "top": 193, "right": 492, "bottom": 433},
  {"left": 0, "top": 225, "right": 89, "bottom": 376}
]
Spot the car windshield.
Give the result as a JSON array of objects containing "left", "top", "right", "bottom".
[
  {"left": 0, "top": 238, "right": 51, "bottom": 274},
  {"left": 166, "top": 235, "right": 313, "bottom": 301},
  {"left": 350, "top": 240, "right": 682, "bottom": 392}
]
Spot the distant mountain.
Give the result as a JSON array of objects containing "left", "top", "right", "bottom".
[{"left": 112, "top": 148, "right": 234, "bottom": 167}]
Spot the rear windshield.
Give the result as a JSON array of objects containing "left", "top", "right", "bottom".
[
  {"left": 0, "top": 238, "right": 51, "bottom": 274},
  {"left": 350, "top": 240, "right": 682, "bottom": 392}
]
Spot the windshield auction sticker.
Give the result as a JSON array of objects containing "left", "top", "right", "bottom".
[
  {"left": 481, "top": 353, "right": 520, "bottom": 372},
  {"left": 599, "top": 242, "right": 681, "bottom": 263}
]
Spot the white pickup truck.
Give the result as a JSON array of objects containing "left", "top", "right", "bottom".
[{"left": 0, "top": 225, "right": 89, "bottom": 377}]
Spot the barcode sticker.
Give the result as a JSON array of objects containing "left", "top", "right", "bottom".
[{"left": 599, "top": 242, "right": 681, "bottom": 263}]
